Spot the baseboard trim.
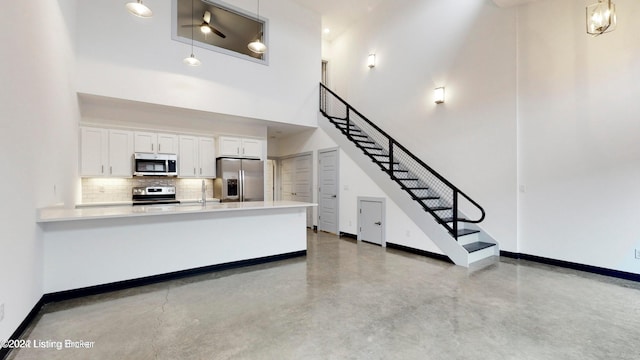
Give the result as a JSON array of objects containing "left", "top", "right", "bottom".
[
  {"left": 339, "top": 232, "right": 357, "bottom": 240},
  {"left": 1, "top": 297, "right": 46, "bottom": 360},
  {"left": 386, "top": 242, "right": 454, "bottom": 264},
  {"left": 501, "top": 251, "right": 640, "bottom": 283},
  {"left": 43, "top": 250, "right": 307, "bottom": 304},
  {"left": 1, "top": 250, "right": 306, "bottom": 359}
]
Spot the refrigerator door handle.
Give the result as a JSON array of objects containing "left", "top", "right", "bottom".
[{"left": 238, "top": 170, "right": 244, "bottom": 201}]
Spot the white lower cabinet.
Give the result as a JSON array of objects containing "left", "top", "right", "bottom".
[
  {"left": 179, "top": 136, "right": 216, "bottom": 178},
  {"left": 80, "top": 127, "right": 133, "bottom": 177}
]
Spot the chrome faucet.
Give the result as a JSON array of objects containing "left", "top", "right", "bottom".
[{"left": 201, "top": 179, "right": 207, "bottom": 206}]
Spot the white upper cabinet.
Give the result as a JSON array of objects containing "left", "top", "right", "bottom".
[
  {"left": 157, "top": 133, "right": 179, "bottom": 154},
  {"left": 217, "top": 136, "right": 262, "bottom": 159},
  {"left": 241, "top": 138, "right": 262, "bottom": 159},
  {"left": 218, "top": 136, "right": 241, "bottom": 157},
  {"left": 80, "top": 127, "right": 108, "bottom": 177},
  {"left": 108, "top": 130, "right": 134, "bottom": 176},
  {"left": 179, "top": 135, "right": 216, "bottom": 178},
  {"left": 178, "top": 135, "right": 198, "bottom": 177},
  {"left": 80, "top": 127, "right": 133, "bottom": 177},
  {"left": 134, "top": 131, "right": 178, "bottom": 154},
  {"left": 198, "top": 137, "right": 216, "bottom": 178}
]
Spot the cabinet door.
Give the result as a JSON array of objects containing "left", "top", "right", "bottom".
[
  {"left": 198, "top": 137, "right": 216, "bottom": 178},
  {"left": 178, "top": 135, "right": 198, "bottom": 177},
  {"left": 241, "top": 139, "right": 262, "bottom": 159},
  {"left": 134, "top": 131, "right": 157, "bottom": 153},
  {"left": 157, "top": 133, "right": 178, "bottom": 154},
  {"left": 218, "top": 136, "right": 241, "bottom": 157},
  {"left": 80, "top": 127, "right": 108, "bottom": 177},
  {"left": 108, "top": 130, "right": 134, "bottom": 177}
]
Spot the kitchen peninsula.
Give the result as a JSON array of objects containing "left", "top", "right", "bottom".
[{"left": 38, "top": 201, "right": 315, "bottom": 294}]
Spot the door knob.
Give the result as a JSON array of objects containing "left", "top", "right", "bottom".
[
  {"left": 374, "top": 221, "right": 382, "bottom": 225},
  {"left": 331, "top": 195, "right": 337, "bottom": 198}
]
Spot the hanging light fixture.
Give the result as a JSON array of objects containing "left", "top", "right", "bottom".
[
  {"left": 183, "top": 0, "right": 201, "bottom": 66},
  {"left": 248, "top": 0, "right": 267, "bottom": 54},
  {"left": 586, "top": 0, "right": 616, "bottom": 36},
  {"left": 126, "top": 0, "right": 153, "bottom": 18}
]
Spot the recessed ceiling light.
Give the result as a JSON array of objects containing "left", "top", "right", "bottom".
[{"left": 323, "top": 28, "right": 331, "bottom": 34}]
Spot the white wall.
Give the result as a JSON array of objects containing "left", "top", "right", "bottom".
[
  {"left": 74, "top": 0, "right": 320, "bottom": 128},
  {"left": 518, "top": 0, "right": 640, "bottom": 272},
  {"left": 0, "top": 0, "right": 80, "bottom": 341},
  {"left": 325, "top": 0, "right": 518, "bottom": 251}
]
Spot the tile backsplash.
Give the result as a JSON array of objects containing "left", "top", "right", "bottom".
[{"left": 81, "top": 177, "right": 214, "bottom": 203}]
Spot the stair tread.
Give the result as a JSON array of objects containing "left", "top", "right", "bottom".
[
  {"left": 393, "top": 169, "right": 409, "bottom": 173},
  {"left": 463, "top": 241, "right": 495, "bottom": 253},
  {"left": 430, "top": 206, "right": 452, "bottom": 211},
  {"left": 442, "top": 217, "right": 465, "bottom": 223},
  {"left": 355, "top": 140, "right": 375, "bottom": 144},
  {"left": 397, "top": 178, "right": 419, "bottom": 181},
  {"left": 456, "top": 229, "right": 480, "bottom": 237},
  {"left": 414, "top": 196, "right": 439, "bottom": 200},
  {"left": 402, "top": 187, "right": 429, "bottom": 190}
]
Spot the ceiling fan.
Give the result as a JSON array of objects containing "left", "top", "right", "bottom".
[{"left": 182, "top": 10, "right": 226, "bottom": 38}]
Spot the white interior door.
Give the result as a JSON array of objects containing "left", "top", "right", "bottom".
[
  {"left": 318, "top": 149, "right": 338, "bottom": 234},
  {"left": 294, "top": 154, "right": 313, "bottom": 227},
  {"left": 280, "top": 154, "right": 313, "bottom": 227},
  {"left": 359, "top": 198, "right": 385, "bottom": 246},
  {"left": 266, "top": 159, "right": 275, "bottom": 201},
  {"left": 281, "top": 158, "right": 295, "bottom": 201}
]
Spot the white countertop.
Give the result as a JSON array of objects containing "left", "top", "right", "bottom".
[
  {"left": 75, "top": 198, "right": 220, "bottom": 208},
  {"left": 38, "top": 201, "right": 317, "bottom": 223}
]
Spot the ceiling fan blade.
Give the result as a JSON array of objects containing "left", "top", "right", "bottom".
[
  {"left": 211, "top": 26, "right": 226, "bottom": 39},
  {"left": 203, "top": 11, "right": 211, "bottom": 24},
  {"left": 181, "top": 24, "right": 199, "bottom": 28}
]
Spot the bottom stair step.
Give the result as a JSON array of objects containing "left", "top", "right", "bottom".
[
  {"left": 463, "top": 242, "right": 495, "bottom": 253},
  {"left": 456, "top": 229, "right": 480, "bottom": 237}
]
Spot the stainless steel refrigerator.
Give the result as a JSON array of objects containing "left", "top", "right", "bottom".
[{"left": 214, "top": 158, "right": 264, "bottom": 202}]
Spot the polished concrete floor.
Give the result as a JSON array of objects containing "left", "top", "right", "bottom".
[{"left": 8, "top": 230, "right": 640, "bottom": 359}]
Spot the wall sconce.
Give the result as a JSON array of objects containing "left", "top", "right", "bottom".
[
  {"left": 434, "top": 87, "right": 445, "bottom": 104},
  {"left": 367, "top": 54, "right": 376, "bottom": 68},
  {"left": 586, "top": 0, "right": 616, "bottom": 36}
]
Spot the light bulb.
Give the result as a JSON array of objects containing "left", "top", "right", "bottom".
[{"left": 200, "top": 24, "right": 212, "bottom": 34}]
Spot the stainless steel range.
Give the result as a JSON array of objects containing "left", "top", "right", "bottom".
[{"left": 132, "top": 186, "right": 180, "bottom": 206}]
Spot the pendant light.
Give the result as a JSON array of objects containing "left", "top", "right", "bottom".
[
  {"left": 248, "top": 0, "right": 267, "bottom": 54},
  {"left": 586, "top": 0, "right": 616, "bottom": 36},
  {"left": 183, "top": 0, "right": 201, "bottom": 66},
  {"left": 126, "top": 0, "right": 153, "bottom": 18}
]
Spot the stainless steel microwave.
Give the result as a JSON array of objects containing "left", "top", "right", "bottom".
[{"left": 133, "top": 153, "right": 177, "bottom": 176}]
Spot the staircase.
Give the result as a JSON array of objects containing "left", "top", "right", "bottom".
[{"left": 319, "top": 83, "right": 498, "bottom": 266}]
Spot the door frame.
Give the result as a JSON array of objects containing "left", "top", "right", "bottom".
[
  {"left": 357, "top": 196, "right": 386, "bottom": 247},
  {"left": 317, "top": 147, "right": 339, "bottom": 234}
]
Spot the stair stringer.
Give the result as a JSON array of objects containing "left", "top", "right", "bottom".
[{"left": 319, "top": 115, "right": 475, "bottom": 266}]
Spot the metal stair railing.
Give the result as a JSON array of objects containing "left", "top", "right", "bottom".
[{"left": 319, "top": 82, "right": 485, "bottom": 240}]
